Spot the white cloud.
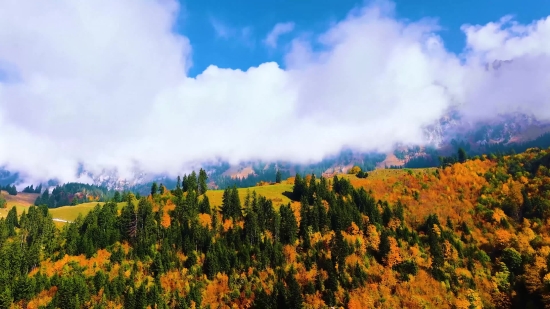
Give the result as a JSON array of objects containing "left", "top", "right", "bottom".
[
  {"left": 264, "top": 22, "right": 295, "bottom": 48},
  {"left": 210, "top": 17, "right": 232, "bottom": 39},
  {"left": 210, "top": 17, "right": 254, "bottom": 47},
  {"left": 0, "top": 0, "right": 550, "bottom": 184}
]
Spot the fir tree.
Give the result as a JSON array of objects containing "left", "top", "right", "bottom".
[
  {"left": 198, "top": 168, "right": 208, "bottom": 195},
  {"left": 279, "top": 204, "right": 298, "bottom": 244}
]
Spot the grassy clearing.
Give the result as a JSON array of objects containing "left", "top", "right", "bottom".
[
  {"left": 206, "top": 182, "right": 294, "bottom": 210},
  {"left": 341, "top": 167, "right": 436, "bottom": 181},
  {"left": 0, "top": 191, "right": 39, "bottom": 219},
  {"left": 49, "top": 202, "right": 127, "bottom": 223}
]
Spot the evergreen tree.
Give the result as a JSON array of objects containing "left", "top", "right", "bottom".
[
  {"left": 186, "top": 172, "right": 198, "bottom": 193},
  {"left": 244, "top": 208, "right": 260, "bottom": 246},
  {"left": 458, "top": 147, "right": 467, "bottom": 163},
  {"left": 113, "top": 191, "right": 121, "bottom": 203},
  {"left": 287, "top": 270, "right": 303, "bottom": 309},
  {"left": 230, "top": 185, "right": 242, "bottom": 220},
  {"left": 220, "top": 186, "right": 242, "bottom": 220},
  {"left": 198, "top": 168, "right": 208, "bottom": 195},
  {"left": 151, "top": 182, "right": 158, "bottom": 197},
  {"left": 299, "top": 195, "right": 310, "bottom": 239},
  {"left": 275, "top": 170, "right": 282, "bottom": 183},
  {"left": 279, "top": 204, "right": 298, "bottom": 245},
  {"left": 308, "top": 173, "right": 317, "bottom": 205},
  {"left": 199, "top": 195, "right": 211, "bottom": 214},
  {"left": 6, "top": 206, "right": 18, "bottom": 236},
  {"left": 292, "top": 174, "right": 306, "bottom": 201},
  {"left": 0, "top": 287, "right": 12, "bottom": 309},
  {"left": 181, "top": 174, "right": 188, "bottom": 192}
]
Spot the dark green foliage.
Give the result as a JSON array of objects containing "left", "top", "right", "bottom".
[
  {"left": 292, "top": 174, "right": 307, "bottom": 201},
  {"left": 0, "top": 185, "right": 16, "bottom": 195},
  {"left": 34, "top": 182, "right": 114, "bottom": 208},
  {"left": 393, "top": 260, "right": 418, "bottom": 281},
  {"left": 501, "top": 247, "right": 522, "bottom": 274},
  {"left": 5, "top": 207, "right": 17, "bottom": 236},
  {"left": 332, "top": 176, "right": 352, "bottom": 196},
  {"left": 0, "top": 287, "right": 13, "bottom": 309},
  {"left": 199, "top": 195, "right": 211, "bottom": 214},
  {"left": 458, "top": 147, "right": 467, "bottom": 163},
  {"left": 279, "top": 204, "right": 298, "bottom": 245},
  {"left": 276, "top": 170, "right": 282, "bottom": 183},
  {"left": 22, "top": 184, "right": 42, "bottom": 193},
  {"left": 198, "top": 168, "right": 208, "bottom": 195},
  {"left": 286, "top": 270, "right": 303, "bottom": 309},
  {"left": 221, "top": 186, "right": 242, "bottom": 220},
  {"left": 113, "top": 191, "right": 121, "bottom": 203}
]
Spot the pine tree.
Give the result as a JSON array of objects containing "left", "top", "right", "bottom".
[
  {"left": 280, "top": 204, "right": 298, "bottom": 244},
  {"left": 221, "top": 188, "right": 231, "bottom": 220},
  {"left": 244, "top": 209, "right": 260, "bottom": 246},
  {"left": 458, "top": 147, "right": 467, "bottom": 163},
  {"left": 113, "top": 191, "right": 121, "bottom": 203},
  {"left": 276, "top": 170, "right": 282, "bottom": 183},
  {"left": 299, "top": 195, "right": 310, "bottom": 239},
  {"left": 230, "top": 185, "right": 242, "bottom": 220},
  {"left": 198, "top": 168, "right": 208, "bottom": 195},
  {"left": 182, "top": 174, "right": 189, "bottom": 192},
  {"left": 0, "top": 287, "right": 12, "bottom": 309},
  {"left": 151, "top": 182, "right": 158, "bottom": 197},
  {"left": 186, "top": 172, "right": 198, "bottom": 193},
  {"left": 199, "top": 195, "right": 211, "bottom": 214},
  {"left": 308, "top": 173, "right": 317, "bottom": 204},
  {"left": 287, "top": 270, "right": 303, "bottom": 309},
  {"left": 292, "top": 173, "right": 306, "bottom": 201}
]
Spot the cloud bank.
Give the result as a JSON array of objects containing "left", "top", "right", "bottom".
[{"left": 0, "top": 0, "right": 549, "bottom": 184}]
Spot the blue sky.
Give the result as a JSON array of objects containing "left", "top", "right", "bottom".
[
  {"left": 179, "top": 0, "right": 550, "bottom": 77},
  {"left": 2, "top": 0, "right": 550, "bottom": 182}
]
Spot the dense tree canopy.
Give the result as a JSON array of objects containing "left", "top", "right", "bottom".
[{"left": 3, "top": 148, "right": 550, "bottom": 307}]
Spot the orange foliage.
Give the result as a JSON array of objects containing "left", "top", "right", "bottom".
[
  {"left": 32, "top": 249, "right": 111, "bottom": 277},
  {"left": 161, "top": 211, "right": 171, "bottom": 228},
  {"left": 303, "top": 291, "right": 326, "bottom": 309},
  {"left": 26, "top": 287, "right": 57, "bottom": 309},
  {"left": 198, "top": 213, "right": 212, "bottom": 229},
  {"left": 283, "top": 245, "right": 297, "bottom": 264},
  {"left": 494, "top": 229, "right": 514, "bottom": 249},
  {"left": 161, "top": 269, "right": 190, "bottom": 294},
  {"left": 202, "top": 273, "right": 231, "bottom": 309},
  {"left": 366, "top": 225, "right": 380, "bottom": 251},
  {"left": 347, "top": 286, "right": 375, "bottom": 308},
  {"left": 223, "top": 219, "right": 233, "bottom": 232},
  {"left": 383, "top": 237, "right": 402, "bottom": 268}
]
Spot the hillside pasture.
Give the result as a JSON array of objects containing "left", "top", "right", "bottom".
[
  {"left": 205, "top": 182, "right": 294, "bottom": 210},
  {"left": 49, "top": 202, "right": 127, "bottom": 223},
  {"left": 0, "top": 191, "right": 39, "bottom": 219}
]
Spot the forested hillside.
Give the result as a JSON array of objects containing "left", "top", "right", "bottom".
[
  {"left": 34, "top": 183, "right": 115, "bottom": 208},
  {"left": 3, "top": 148, "right": 550, "bottom": 308}
]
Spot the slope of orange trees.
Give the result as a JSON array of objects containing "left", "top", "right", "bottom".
[{"left": 8, "top": 148, "right": 550, "bottom": 308}]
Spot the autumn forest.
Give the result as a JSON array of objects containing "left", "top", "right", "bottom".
[{"left": 2, "top": 147, "right": 550, "bottom": 308}]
